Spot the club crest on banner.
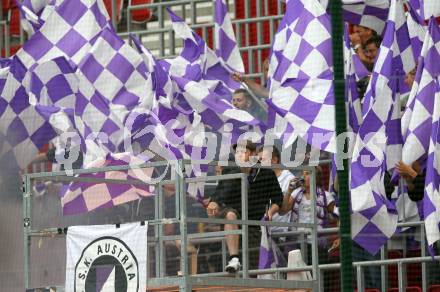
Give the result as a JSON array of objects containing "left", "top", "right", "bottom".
[
  {"left": 65, "top": 222, "right": 147, "bottom": 292},
  {"left": 74, "top": 236, "right": 139, "bottom": 291}
]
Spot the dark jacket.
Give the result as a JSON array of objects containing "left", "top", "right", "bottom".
[
  {"left": 408, "top": 170, "right": 426, "bottom": 202},
  {"left": 211, "top": 166, "right": 283, "bottom": 220},
  {"left": 384, "top": 170, "right": 426, "bottom": 202}
]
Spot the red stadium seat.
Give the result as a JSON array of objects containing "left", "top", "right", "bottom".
[
  {"left": 387, "top": 250, "right": 403, "bottom": 288},
  {"left": 1, "top": 44, "right": 21, "bottom": 57},
  {"left": 195, "top": 25, "right": 213, "bottom": 49},
  {"left": 429, "top": 285, "right": 440, "bottom": 292},
  {"left": 9, "top": 6, "right": 21, "bottom": 37},
  {"left": 407, "top": 250, "right": 422, "bottom": 287},
  {"left": 129, "top": 0, "right": 153, "bottom": 23},
  {"left": 2, "top": 0, "right": 12, "bottom": 14},
  {"left": 234, "top": 0, "right": 281, "bottom": 73},
  {"left": 103, "top": 0, "right": 123, "bottom": 23}
]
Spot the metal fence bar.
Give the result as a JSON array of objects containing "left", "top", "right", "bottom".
[
  {"left": 241, "top": 171, "right": 249, "bottom": 278},
  {"left": 158, "top": 4, "right": 165, "bottom": 57},
  {"left": 421, "top": 224, "right": 427, "bottom": 292},
  {"left": 158, "top": 185, "right": 166, "bottom": 277},
  {"left": 111, "top": 0, "right": 117, "bottom": 30},
  {"left": 381, "top": 245, "right": 388, "bottom": 292},
  {"left": 26, "top": 160, "right": 171, "bottom": 178},
  {"left": 177, "top": 160, "right": 190, "bottom": 290},
  {"left": 330, "top": 0, "right": 353, "bottom": 290},
  {"left": 397, "top": 262, "right": 404, "bottom": 292},
  {"left": 309, "top": 168, "right": 320, "bottom": 291},
  {"left": 23, "top": 175, "right": 32, "bottom": 289},
  {"left": 356, "top": 265, "right": 364, "bottom": 292}
]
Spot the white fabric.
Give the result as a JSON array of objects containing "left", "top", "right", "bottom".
[
  {"left": 271, "top": 170, "right": 295, "bottom": 233},
  {"left": 65, "top": 222, "right": 148, "bottom": 292},
  {"left": 277, "top": 170, "right": 296, "bottom": 194},
  {"left": 298, "top": 196, "right": 312, "bottom": 224}
]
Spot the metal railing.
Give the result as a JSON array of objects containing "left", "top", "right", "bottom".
[
  {"left": 23, "top": 160, "right": 321, "bottom": 291},
  {"left": 22, "top": 159, "right": 438, "bottom": 291}
]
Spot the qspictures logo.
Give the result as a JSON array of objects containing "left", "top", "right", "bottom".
[{"left": 74, "top": 236, "right": 139, "bottom": 292}]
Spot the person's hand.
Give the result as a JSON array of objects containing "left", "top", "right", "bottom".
[
  {"left": 231, "top": 72, "right": 244, "bottom": 82},
  {"left": 266, "top": 211, "right": 273, "bottom": 221},
  {"left": 287, "top": 177, "right": 303, "bottom": 193},
  {"left": 329, "top": 238, "right": 340, "bottom": 253},
  {"left": 395, "top": 161, "right": 418, "bottom": 181},
  {"left": 206, "top": 201, "right": 220, "bottom": 218},
  {"left": 202, "top": 198, "right": 211, "bottom": 208}
]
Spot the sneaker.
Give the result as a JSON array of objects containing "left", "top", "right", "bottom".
[{"left": 225, "top": 257, "right": 241, "bottom": 273}]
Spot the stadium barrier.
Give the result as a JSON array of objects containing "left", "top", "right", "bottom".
[{"left": 22, "top": 160, "right": 439, "bottom": 291}]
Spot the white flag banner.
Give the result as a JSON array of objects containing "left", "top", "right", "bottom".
[{"left": 65, "top": 222, "right": 148, "bottom": 292}]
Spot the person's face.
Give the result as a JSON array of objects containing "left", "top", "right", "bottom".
[
  {"left": 215, "top": 165, "right": 223, "bottom": 176},
  {"left": 404, "top": 69, "right": 416, "bottom": 88},
  {"left": 232, "top": 92, "right": 249, "bottom": 110},
  {"left": 234, "top": 147, "right": 254, "bottom": 164},
  {"left": 365, "top": 43, "right": 379, "bottom": 63},
  {"left": 260, "top": 148, "right": 278, "bottom": 166},
  {"left": 303, "top": 170, "right": 310, "bottom": 189},
  {"left": 163, "top": 184, "right": 175, "bottom": 198},
  {"left": 355, "top": 25, "right": 373, "bottom": 45},
  {"left": 262, "top": 59, "right": 270, "bottom": 82}
]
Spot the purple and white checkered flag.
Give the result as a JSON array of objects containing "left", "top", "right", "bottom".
[
  {"left": 423, "top": 71, "right": 440, "bottom": 251},
  {"left": 166, "top": 8, "right": 240, "bottom": 98},
  {"left": 61, "top": 152, "right": 155, "bottom": 215},
  {"left": 0, "top": 56, "right": 57, "bottom": 169},
  {"left": 350, "top": 0, "right": 412, "bottom": 255},
  {"left": 214, "top": 0, "right": 244, "bottom": 74},
  {"left": 74, "top": 27, "right": 152, "bottom": 164},
  {"left": 401, "top": 19, "right": 440, "bottom": 166},
  {"left": 258, "top": 217, "right": 286, "bottom": 275},
  {"left": 362, "top": 0, "right": 415, "bottom": 116},
  {"left": 267, "top": 0, "right": 335, "bottom": 152},
  {"left": 406, "top": 8, "right": 427, "bottom": 60},
  {"left": 17, "top": 0, "right": 63, "bottom": 36},
  {"left": 17, "top": 0, "right": 110, "bottom": 69},
  {"left": 130, "top": 36, "right": 213, "bottom": 201},
  {"left": 342, "top": 0, "right": 389, "bottom": 34},
  {"left": 408, "top": 0, "right": 440, "bottom": 22},
  {"left": 24, "top": 56, "right": 80, "bottom": 148},
  {"left": 166, "top": 9, "right": 263, "bottom": 138}
]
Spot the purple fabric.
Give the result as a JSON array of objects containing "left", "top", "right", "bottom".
[
  {"left": 267, "top": 0, "right": 335, "bottom": 153},
  {"left": 214, "top": 0, "right": 244, "bottom": 73},
  {"left": 0, "top": 56, "right": 57, "bottom": 169},
  {"left": 350, "top": 0, "right": 412, "bottom": 255}
]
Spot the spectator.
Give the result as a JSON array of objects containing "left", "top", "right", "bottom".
[
  {"left": 206, "top": 140, "right": 285, "bottom": 272},
  {"left": 351, "top": 25, "right": 376, "bottom": 46},
  {"left": 285, "top": 167, "right": 336, "bottom": 258},
  {"left": 259, "top": 145, "right": 295, "bottom": 234},
  {"left": 363, "top": 35, "right": 381, "bottom": 70},
  {"left": 232, "top": 88, "right": 267, "bottom": 121},
  {"left": 350, "top": 25, "right": 378, "bottom": 71},
  {"left": 231, "top": 59, "right": 270, "bottom": 99},
  {"left": 285, "top": 166, "right": 337, "bottom": 288},
  {"left": 401, "top": 65, "right": 417, "bottom": 109},
  {"left": 395, "top": 160, "right": 440, "bottom": 285},
  {"left": 29, "top": 141, "right": 83, "bottom": 172},
  {"left": 395, "top": 160, "right": 424, "bottom": 202}
]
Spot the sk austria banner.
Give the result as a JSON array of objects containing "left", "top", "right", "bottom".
[{"left": 65, "top": 222, "right": 148, "bottom": 292}]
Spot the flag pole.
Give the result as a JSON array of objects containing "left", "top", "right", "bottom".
[{"left": 330, "top": 1, "right": 354, "bottom": 291}]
